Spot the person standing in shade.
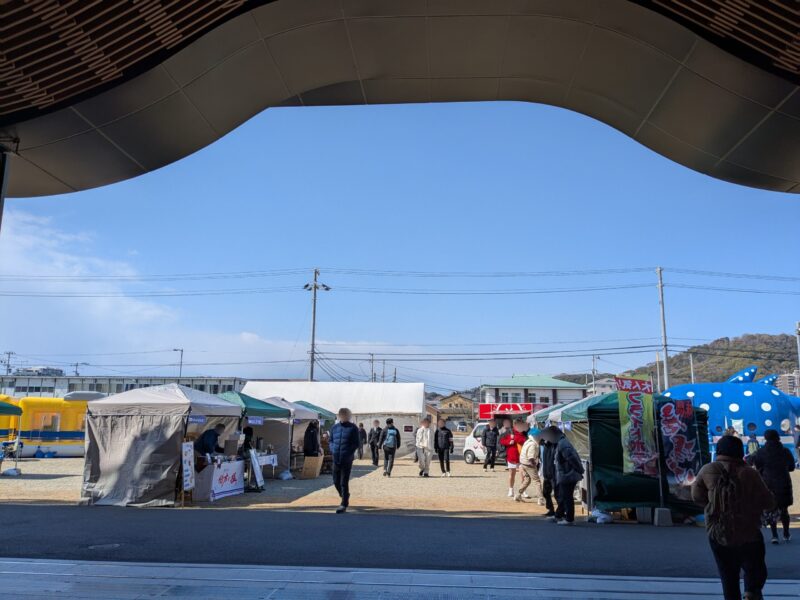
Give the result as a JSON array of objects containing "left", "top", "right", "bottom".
[
  {"left": 357, "top": 422, "right": 367, "bottom": 460},
  {"left": 481, "top": 419, "right": 499, "bottom": 471},
  {"left": 543, "top": 425, "right": 583, "bottom": 525},
  {"left": 750, "top": 429, "right": 794, "bottom": 544},
  {"left": 434, "top": 419, "right": 454, "bottom": 477},
  {"left": 415, "top": 417, "right": 434, "bottom": 477},
  {"left": 329, "top": 408, "right": 360, "bottom": 514},
  {"left": 367, "top": 419, "right": 382, "bottom": 467},
  {"left": 378, "top": 418, "right": 401, "bottom": 477},
  {"left": 541, "top": 434, "right": 557, "bottom": 517},
  {"left": 303, "top": 420, "right": 321, "bottom": 457},
  {"left": 693, "top": 435, "right": 774, "bottom": 600}
]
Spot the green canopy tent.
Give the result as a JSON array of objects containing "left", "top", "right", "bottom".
[
  {"left": 531, "top": 400, "right": 574, "bottom": 426},
  {"left": 294, "top": 401, "right": 336, "bottom": 425},
  {"left": 546, "top": 392, "right": 710, "bottom": 512},
  {"left": 0, "top": 401, "right": 22, "bottom": 416},
  {"left": 218, "top": 391, "right": 291, "bottom": 419}
]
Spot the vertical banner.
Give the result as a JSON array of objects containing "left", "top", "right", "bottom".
[
  {"left": 181, "top": 442, "right": 195, "bottom": 492},
  {"left": 616, "top": 375, "right": 658, "bottom": 476},
  {"left": 657, "top": 398, "right": 701, "bottom": 496}
]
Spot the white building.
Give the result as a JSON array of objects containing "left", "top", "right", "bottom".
[
  {"left": 777, "top": 370, "right": 799, "bottom": 396},
  {"left": 586, "top": 377, "right": 617, "bottom": 396},
  {"left": 0, "top": 375, "right": 247, "bottom": 398},
  {"left": 243, "top": 381, "right": 425, "bottom": 457},
  {"left": 479, "top": 375, "right": 586, "bottom": 406}
]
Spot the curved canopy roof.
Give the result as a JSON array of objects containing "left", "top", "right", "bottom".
[
  {"left": 0, "top": 397, "right": 22, "bottom": 416},
  {"left": 88, "top": 383, "right": 242, "bottom": 417},
  {"left": 2, "top": 0, "right": 799, "bottom": 197},
  {"left": 294, "top": 400, "right": 337, "bottom": 422}
]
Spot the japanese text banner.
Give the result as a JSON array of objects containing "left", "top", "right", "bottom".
[{"left": 616, "top": 375, "right": 658, "bottom": 476}]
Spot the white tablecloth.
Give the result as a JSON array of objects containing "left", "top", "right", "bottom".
[{"left": 194, "top": 460, "right": 245, "bottom": 502}]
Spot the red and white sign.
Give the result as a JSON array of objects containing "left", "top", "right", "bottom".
[{"left": 479, "top": 403, "right": 534, "bottom": 420}]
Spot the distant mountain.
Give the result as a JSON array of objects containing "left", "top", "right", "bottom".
[{"left": 557, "top": 334, "right": 797, "bottom": 387}]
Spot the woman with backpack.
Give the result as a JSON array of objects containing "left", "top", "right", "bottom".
[
  {"left": 692, "top": 435, "right": 774, "bottom": 600},
  {"left": 749, "top": 429, "right": 795, "bottom": 544},
  {"left": 378, "top": 418, "right": 401, "bottom": 477}
]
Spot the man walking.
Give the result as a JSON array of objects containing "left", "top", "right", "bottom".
[
  {"left": 357, "top": 422, "right": 367, "bottom": 460},
  {"left": 543, "top": 425, "right": 583, "bottom": 525},
  {"left": 378, "top": 418, "right": 401, "bottom": 477},
  {"left": 329, "top": 408, "right": 360, "bottom": 514},
  {"left": 481, "top": 418, "right": 499, "bottom": 471},
  {"left": 692, "top": 435, "right": 774, "bottom": 600},
  {"left": 367, "top": 419, "right": 382, "bottom": 467},
  {"left": 434, "top": 418, "right": 454, "bottom": 477},
  {"left": 415, "top": 417, "right": 434, "bottom": 477}
]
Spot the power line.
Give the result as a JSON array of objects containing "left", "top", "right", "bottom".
[
  {"left": 665, "top": 268, "right": 800, "bottom": 283},
  {"left": 667, "top": 283, "right": 800, "bottom": 296}
]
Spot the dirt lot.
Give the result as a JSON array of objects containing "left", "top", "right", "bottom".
[
  {"left": 3, "top": 455, "right": 799, "bottom": 519},
  {"left": 0, "top": 455, "right": 551, "bottom": 517}
]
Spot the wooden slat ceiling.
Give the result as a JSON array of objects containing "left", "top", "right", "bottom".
[
  {"left": 0, "top": 0, "right": 256, "bottom": 119},
  {"left": 1, "top": 1, "right": 798, "bottom": 125},
  {"left": 643, "top": 0, "right": 799, "bottom": 78}
]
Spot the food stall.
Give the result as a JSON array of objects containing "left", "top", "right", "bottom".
[
  {"left": 294, "top": 400, "right": 336, "bottom": 427},
  {"left": 218, "top": 391, "right": 287, "bottom": 484},
  {"left": 0, "top": 398, "right": 22, "bottom": 473},
  {"left": 81, "top": 383, "right": 242, "bottom": 507}
]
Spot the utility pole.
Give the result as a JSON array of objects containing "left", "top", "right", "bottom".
[
  {"left": 172, "top": 348, "right": 184, "bottom": 378},
  {"left": 382, "top": 360, "right": 386, "bottom": 383},
  {"left": 656, "top": 267, "right": 670, "bottom": 390},
  {"left": 689, "top": 353, "right": 695, "bottom": 384},
  {"left": 591, "top": 355, "right": 597, "bottom": 393},
  {"left": 655, "top": 352, "right": 662, "bottom": 392},
  {"left": 72, "top": 362, "right": 88, "bottom": 376},
  {"left": 795, "top": 321, "right": 800, "bottom": 397},
  {"left": 393, "top": 367, "right": 397, "bottom": 383},
  {"left": 3, "top": 351, "right": 14, "bottom": 375},
  {"left": 370, "top": 353, "right": 375, "bottom": 382},
  {"left": 303, "top": 269, "right": 330, "bottom": 381}
]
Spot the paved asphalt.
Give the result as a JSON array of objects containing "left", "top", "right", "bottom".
[{"left": 1, "top": 504, "right": 798, "bottom": 578}]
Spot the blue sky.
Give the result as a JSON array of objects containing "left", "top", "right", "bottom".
[{"left": 2, "top": 101, "right": 798, "bottom": 392}]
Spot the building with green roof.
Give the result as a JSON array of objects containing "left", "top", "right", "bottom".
[{"left": 479, "top": 374, "right": 586, "bottom": 407}]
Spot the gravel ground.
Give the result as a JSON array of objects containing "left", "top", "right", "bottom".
[{"left": 3, "top": 455, "right": 799, "bottom": 520}]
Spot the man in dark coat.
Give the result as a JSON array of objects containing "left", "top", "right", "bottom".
[
  {"left": 541, "top": 436, "right": 557, "bottom": 518},
  {"left": 750, "top": 429, "right": 795, "bottom": 543},
  {"left": 194, "top": 424, "right": 225, "bottom": 455},
  {"left": 367, "top": 420, "right": 382, "bottom": 466},
  {"left": 329, "top": 408, "right": 361, "bottom": 514},
  {"left": 357, "top": 423, "right": 367, "bottom": 460},
  {"left": 542, "top": 425, "right": 583, "bottom": 525},
  {"left": 481, "top": 419, "right": 499, "bottom": 471}
]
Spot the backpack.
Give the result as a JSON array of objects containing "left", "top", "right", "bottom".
[
  {"left": 383, "top": 428, "right": 398, "bottom": 449},
  {"left": 707, "top": 465, "right": 745, "bottom": 546}
]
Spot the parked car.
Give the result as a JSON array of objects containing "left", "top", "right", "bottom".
[
  {"left": 456, "top": 422, "right": 467, "bottom": 432},
  {"left": 462, "top": 422, "right": 507, "bottom": 465}
]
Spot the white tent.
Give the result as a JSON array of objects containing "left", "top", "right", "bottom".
[
  {"left": 82, "top": 384, "right": 241, "bottom": 507},
  {"left": 238, "top": 392, "right": 321, "bottom": 474},
  {"left": 243, "top": 382, "right": 425, "bottom": 456}
]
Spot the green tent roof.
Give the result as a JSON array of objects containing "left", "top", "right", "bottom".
[
  {"left": 532, "top": 401, "right": 573, "bottom": 423},
  {"left": 550, "top": 392, "right": 618, "bottom": 422},
  {"left": 218, "top": 391, "right": 290, "bottom": 419},
  {"left": 294, "top": 401, "right": 336, "bottom": 421},
  {"left": 0, "top": 400, "right": 21, "bottom": 416},
  {"left": 481, "top": 375, "right": 586, "bottom": 389}
]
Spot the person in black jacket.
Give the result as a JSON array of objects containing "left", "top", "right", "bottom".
[
  {"left": 750, "top": 429, "right": 795, "bottom": 543},
  {"left": 194, "top": 424, "right": 225, "bottom": 455},
  {"left": 481, "top": 419, "right": 499, "bottom": 471},
  {"left": 434, "top": 419, "right": 455, "bottom": 477},
  {"left": 303, "top": 420, "right": 321, "bottom": 457},
  {"left": 377, "top": 418, "right": 401, "bottom": 476},
  {"left": 329, "top": 409, "right": 361, "bottom": 514},
  {"left": 357, "top": 423, "right": 367, "bottom": 460},
  {"left": 367, "top": 420, "right": 382, "bottom": 466},
  {"left": 541, "top": 435, "right": 557, "bottom": 518}
]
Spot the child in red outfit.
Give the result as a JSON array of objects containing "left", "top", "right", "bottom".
[{"left": 500, "top": 419, "right": 527, "bottom": 498}]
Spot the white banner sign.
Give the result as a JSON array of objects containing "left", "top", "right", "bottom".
[
  {"left": 249, "top": 449, "right": 265, "bottom": 488},
  {"left": 181, "top": 442, "right": 195, "bottom": 492}
]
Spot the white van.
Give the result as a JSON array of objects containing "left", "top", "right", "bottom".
[{"left": 462, "top": 422, "right": 507, "bottom": 465}]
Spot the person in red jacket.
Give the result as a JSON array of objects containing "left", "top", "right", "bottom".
[{"left": 500, "top": 419, "right": 527, "bottom": 498}]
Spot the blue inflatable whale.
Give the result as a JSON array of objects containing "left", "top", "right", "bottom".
[{"left": 664, "top": 366, "right": 800, "bottom": 456}]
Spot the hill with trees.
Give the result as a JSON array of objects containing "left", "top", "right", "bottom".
[{"left": 557, "top": 333, "right": 797, "bottom": 386}]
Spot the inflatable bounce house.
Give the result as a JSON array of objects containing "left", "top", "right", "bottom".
[{"left": 664, "top": 366, "right": 800, "bottom": 457}]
